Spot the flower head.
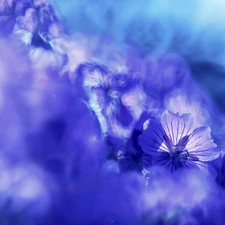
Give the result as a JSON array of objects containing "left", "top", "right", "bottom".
[
  {"left": 139, "top": 110, "right": 220, "bottom": 175},
  {"left": 0, "top": 0, "right": 32, "bottom": 36},
  {"left": 78, "top": 62, "right": 146, "bottom": 138}
]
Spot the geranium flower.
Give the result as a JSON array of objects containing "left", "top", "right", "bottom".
[
  {"left": 0, "top": 0, "right": 31, "bottom": 36},
  {"left": 139, "top": 110, "right": 220, "bottom": 174},
  {"left": 17, "top": 1, "right": 62, "bottom": 47},
  {"left": 78, "top": 62, "right": 146, "bottom": 138}
]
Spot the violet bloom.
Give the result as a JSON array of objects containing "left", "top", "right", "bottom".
[
  {"left": 0, "top": 0, "right": 31, "bottom": 36},
  {"left": 139, "top": 110, "right": 220, "bottom": 174},
  {"left": 78, "top": 62, "right": 146, "bottom": 138}
]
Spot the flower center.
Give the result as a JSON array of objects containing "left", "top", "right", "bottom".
[
  {"left": 171, "top": 149, "right": 188, "bottom": 161},
  {"left": 170, "top": 149, "right": 189, "bottom": 170},
  {"left": 169, "top": 138, "right": 189, "bottom": 169}
]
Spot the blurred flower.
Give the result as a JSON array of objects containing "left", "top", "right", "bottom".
[
  {"left": 79, "top": 62, "right": 146, "bottom": 138},
  {"left": 164, "top": 89, "right": 211, "bottom": 129},
  {"left": 0, "top": 0, "right": 31, "bottom": 36},
  {"left": 16, "top": 0, "right": 63, "bottom": 44},
  {"left": 139, "top": 110, "right": 220, "bottom": 175}
]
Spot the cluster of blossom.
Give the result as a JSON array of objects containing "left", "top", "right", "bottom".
[{"left": 1, "top": 0, "right": 225, "bottom": 225}]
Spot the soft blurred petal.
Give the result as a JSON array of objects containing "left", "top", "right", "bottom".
[{"left": 187, "top": 127, "right": 220, "bottom": 161}]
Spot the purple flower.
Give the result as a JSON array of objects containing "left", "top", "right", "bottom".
[
  {"left": 15, "top": 1, "right": 63, "bottom": 49},
  {"left": 139, "top": 110, "right": 220, "bottom": 174},
  {"left": 0, "top": 0, "right": 31, "bottom": 36},
  {"left": 78, "top": 62, "right": 146, "bottom": 138}
]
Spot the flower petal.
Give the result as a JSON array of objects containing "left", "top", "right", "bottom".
[
  {"left": 0, "top": 16, "right": 16, "bottom": 36},
  {"left": 161, "top": 110, "right": 194, "bottom": 146},
  {"left": 17, "top": 8, "right": 38, "bottom": 33},
  {"left": 186, "top": 127, "right": 220, "bottom": 161},
  {"left": 139, "top": 118, "right": 170, "bottom": 156},
  {"left": 0, "top": 0, "right": 13, "bottom": 14},
  {"left": 192, "top": 161, "right": 217, "bottom": 178}
]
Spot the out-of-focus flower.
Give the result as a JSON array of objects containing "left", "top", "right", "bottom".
[
  {"left": 0, "top": 0, "right": 31, "bottom": 36},
  {"left": 79, "top": 62, "right": 147, "bottom": 138},
  {"left": 8, "top": 0, "right": 68, "bottom": 78},
  {"left": 16, "top": 0, "right": 63, "bottom": 44},
  {"left": 139, "top": 110, "right": 220, "bottom": 175},
  {"left": 164, "top": 90, "right": 211, "bottom": 129}
]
